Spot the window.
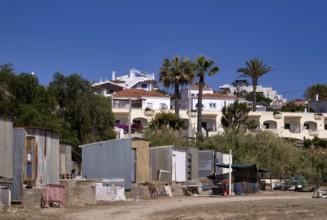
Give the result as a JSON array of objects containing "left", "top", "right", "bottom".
[
  {"left": 141, "top": 84, "right": 147, "bottom": 89},
  {"left": 160, "top": 103, "right": 168, "bottom": 110},
  {"left": 209, "top": 103, "right": 216, "bottom": 109},
  {"left": 195, "top": 103, "right": 203, "bottom": 109},
  {"left": 304, "top": 124, "right": 309, "bottom": 130},
  {"left": 325, "top": 124, "right": 327, "bottom": 130},
  {"left": 25, "top": 136, "right": 36, "bottom": 181},
  {"left": 284, "top": 123, "right": 290, "bottom": 130},
  {"left": 146, "top": 103, "right": 153, "bottom": 109},
  {"left": 264, "top": 123, "right": 269, "bottom": 129}
]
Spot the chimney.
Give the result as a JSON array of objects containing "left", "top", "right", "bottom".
[
  {"left": 130, "top": 68, "right": 135, "bottom": 78},
  {"left": 112, "top": 70, "right": 116, "bottom": 80},
  {"left": 315, "top": 94, "right": 319, "bottom": 101}
]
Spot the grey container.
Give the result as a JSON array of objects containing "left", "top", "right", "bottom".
[
  {"left": 198, "top": 150, "right": 215, "bottom": 177},
  {"left": 80, "top": 138, "right": 150, "bottom": 190}
]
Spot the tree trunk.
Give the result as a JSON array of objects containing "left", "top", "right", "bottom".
[
  {"left": 252, "top": 79, "right": 257, "bottom": 112},
  {"left": 197, "top": 76, "right": 204, "bottom": 137},
  {"left": 175, "top": 83, "right": 180, "bottom": 117}
]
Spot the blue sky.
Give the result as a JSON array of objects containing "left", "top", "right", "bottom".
[{"left": 1, "top": 0, "right": 326, "bottom": 101}]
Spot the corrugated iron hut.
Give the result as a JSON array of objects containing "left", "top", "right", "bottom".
[
  {"left": 0, "top": 116, "right": 13, "bottom": 188},
  {"left": 198, "top": 150, "right": 215, "bottom": 177},
  {"left": 80, "top": 138, "right": 150, "bottom": 190},
  {"left": 150, "top": 146, "right": 198, "bottom": 183},
  {"left": 12, "top": 128, "right": 60, "bottom": 202},
  {"left": 59, "top": 142, "right": 73, "bottom": 179}
]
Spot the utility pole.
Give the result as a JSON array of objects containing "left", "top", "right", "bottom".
[
  {"left": 229, "top": 149, "right": 232, "bottom": 196},
  {"left": 188, "top": 89, "right": 192, "bottom": 138},
  {"left": 128, "top": 98, "right": 131, "bottom": 138}
]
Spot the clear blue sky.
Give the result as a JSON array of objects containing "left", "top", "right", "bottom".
[{"left": 1, "top": 0, "right": 326, "bottom": 101}]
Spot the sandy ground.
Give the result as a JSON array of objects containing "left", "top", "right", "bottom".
[{"left": 1, "top": 191, "right": 327, "bottom": 220}]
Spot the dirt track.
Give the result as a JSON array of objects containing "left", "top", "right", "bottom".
[{"left": 1, "top": 191, "right": 326, "bottom": 220}]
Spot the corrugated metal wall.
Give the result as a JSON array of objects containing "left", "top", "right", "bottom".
[
  {"left": 149, "top": 147, "right": 173, "bottom": 182},
  {"left": 186, "top": 147, "right": 199, "bottom": 180},
  {"left": 198, "top": 150, "right": 215, "bottom": 177},
  {"left": 59, "top": 143, "right": 73, "bottom": 176},
  {"left": 131, "top": 139, "right": 150, "bottom": 183},
  {"left": 12, "top": 128, "right": 25, "bottom": 202},
  {"left": 0, "top": 117, "right": 13, "bottom": 179},
  {"left": 81, "top": 139, "right": 132, "bottom": 190},
  {"left": 25, "top": 128, "right": 60, "bottom": 186}
]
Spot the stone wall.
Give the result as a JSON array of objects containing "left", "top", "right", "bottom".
[{"left": 22, "top": 187, "right": 43, "bottom": 209}]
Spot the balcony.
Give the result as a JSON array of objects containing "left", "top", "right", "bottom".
[
  {"left": 309, "top": 129, "right": 319, "bottom": 137},
  {"left": 273, "top": 113, "right": 282, "bottom": 119},
  {"left": 144, "top": 109, "right": 154, "bottom": 117},
  {"left": 314, "top": 113, "right": 323, "bottom": 120},
  {"left": 187, "top": 110, "right": 197, "bottom": 118}
]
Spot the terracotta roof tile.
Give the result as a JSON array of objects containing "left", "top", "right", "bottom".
[
  {"left": 293, "top": 100, "right": 308, "bottom": 106},
  {"left": 190, "top": 85, "right": 211, "bottom": 91},
  {"left": 113, "top": 88, "right": 167, "bottom": 98},
  {"left": 201, "top": 93, "right": 237, "bottom": 99}
]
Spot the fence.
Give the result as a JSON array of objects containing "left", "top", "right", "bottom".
[{"left": 41, "top": 184, "right": 65, "bottom": 208}]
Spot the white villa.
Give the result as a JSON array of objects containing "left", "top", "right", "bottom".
[
  {"left": 95, "top": 71, "right": 326, "bottom": 141},
  {"left": 112, "top": 88, "right": 170, "bottom": 128},
  {"left": 178, "top": 85, "right": 239, "bottom": 112},
  {"left": 113, "top": 108, "right": 327, "bottom": 141},
  {"left": 93, "top": 68, "right": 159, "bottom": 97},
  {"left": 110, "top": 86, "right": 327, "bottom": 141},
  {"left": 219, "top": 80, "right": 287, "bottom": 109}
]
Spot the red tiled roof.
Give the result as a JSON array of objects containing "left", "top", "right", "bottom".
[
  {"left": 190, "top": 85, "right": 212, "bottom": 91},
  {"left": 201, "top": 93, "right": 237, "bottom": 99},
  {"left": 293, "top": 100, "right": 308, "bottom": 106},
  {"left": 317, "top": 97, "right": 327, "bottom": 102},
  {"left": 113, "top": 88, "right": 167, "bottom": 98},
  {"left": 282, "top": 99, "right": 308, "bottom": 107}
]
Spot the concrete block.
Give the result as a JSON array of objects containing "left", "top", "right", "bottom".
[{"left": 0, "top": 186, "right": 11, "bottom": 208}]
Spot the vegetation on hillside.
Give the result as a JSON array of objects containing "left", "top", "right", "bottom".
[
  {"left": 304, "top": 84, "right": 327, "bottom": 101},
  {"left": 0, "top": 64, "right": 116, "bottom": 156}
]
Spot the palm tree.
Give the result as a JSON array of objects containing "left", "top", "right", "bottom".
[
  {"left": 194, "top": 55, "right": 220, "bottom": 138},
  {"left": 159, "top": 56, "right": 195, "bottom": 117},
  {"left": 237, "top": 58, "right": 273, "bottom": 111},
  {"left": 221, "top": 100, "right": 251, "bottom": 134}
]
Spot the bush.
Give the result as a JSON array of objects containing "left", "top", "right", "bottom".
[{"left": 148, "top": 111, "right": 183, "bottom": 130}]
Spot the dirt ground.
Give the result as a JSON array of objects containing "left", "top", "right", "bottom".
[{"left": 1, "top": 190, "right": 327, "bottom": 220}]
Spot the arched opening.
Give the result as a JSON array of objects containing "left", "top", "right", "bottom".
[
  {"left": 303, "top": 121, "right": 318, "bottom": 130},
  {"left": 263, "top": 120, "right": 277, "bottom": 129}
]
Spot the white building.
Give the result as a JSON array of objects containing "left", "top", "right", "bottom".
[
  {"left": 112, "top": 88, "right": 170, "bottom": 129},
  {"left": 178, "top": 85, "right": 239, "bottom": 112},
  {"left": 93, "top": 68, "right": 159, "bottom": 97},
  {"left": 219, "top": 80, "right": 287, "bottom": 108}
]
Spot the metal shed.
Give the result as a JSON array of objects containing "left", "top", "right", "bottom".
[
  {"left": 0, "top": 117, "right": 13, "bottom": 181},
  {"left": 149, "top": 146, "right": 198, "bottom": 183},
  {"left": 0, "top": 117, "right": 13, "bottom": 197},
  {"left": 59, "top": 143, "right": 73, "bottom": 179},
  {"left": 198, "top": 150, "right": 215, "bottom": 177},
  {"left": 12, "top": 128, "right": 60, "bottom": 202},
  {"left": 80, "top": 138, "right": 150, "bottom": 190}
]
